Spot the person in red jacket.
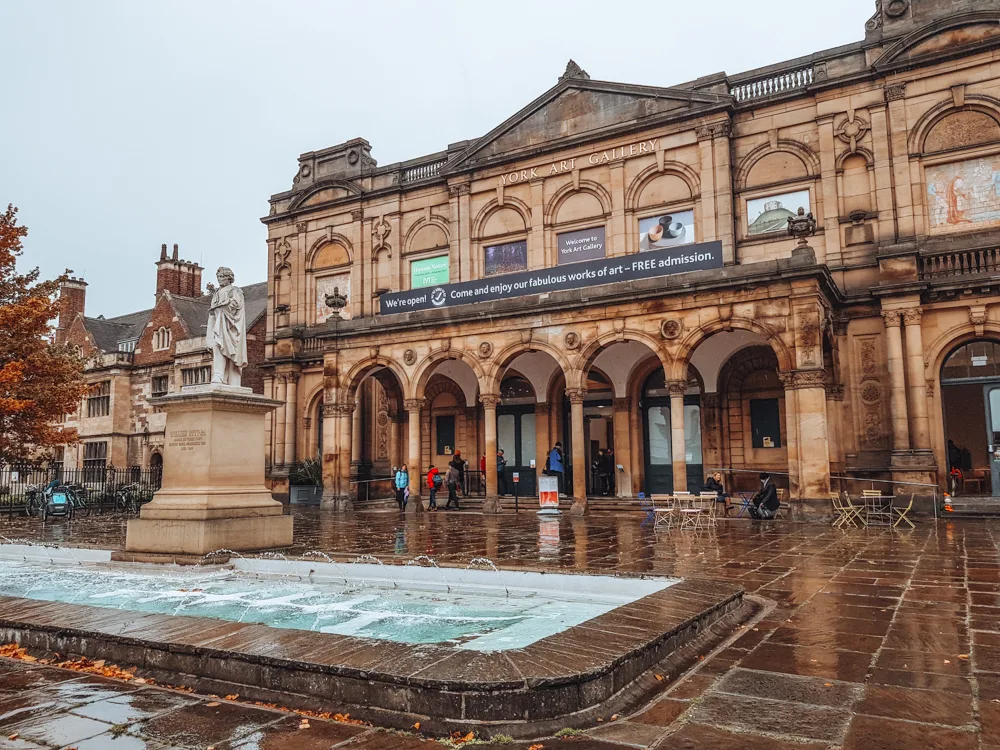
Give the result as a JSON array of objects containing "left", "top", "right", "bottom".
[{"left": 426, "top": 465, "right": 441, "bottom": 510}]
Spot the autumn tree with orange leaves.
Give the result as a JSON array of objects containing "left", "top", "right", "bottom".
[{"left": 0, "top": 204, "right": 85, "bottom": 464}]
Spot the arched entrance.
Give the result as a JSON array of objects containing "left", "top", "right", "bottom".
[{"left": 941, "top": 339, "right": 1000, "bottom": 496}]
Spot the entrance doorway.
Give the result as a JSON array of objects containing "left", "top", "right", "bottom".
[
  {"left": 641, "top": 369, "right": 702, "bottom": 494},
  {"left": 941, "top": 340, "right": 1000, "bottom": 496},
  {"left": 497, "top": 376, "right": 537, "bottom": 496}
]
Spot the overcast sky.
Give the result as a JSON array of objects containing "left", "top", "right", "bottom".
[{"left": 2, "top": 0, "right": 872, "bottom": 318}]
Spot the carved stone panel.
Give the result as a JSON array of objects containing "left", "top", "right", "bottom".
[{"left": 855, "top": 334, "right": 886, "bottom": 450}]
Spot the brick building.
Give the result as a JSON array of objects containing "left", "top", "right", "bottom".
[
  {"left": 55, "top": 245, "right": 267, "bottom": 475},
  {"left": 262, "top": 0, "right": 1000, "bottom": 511}
]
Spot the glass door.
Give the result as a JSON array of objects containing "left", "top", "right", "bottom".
[
  {"left": 987, "top": 386, "right": 1000, "bottom": 496},
  {"left": 644, "top": 403, "right": 673, "bottom": 494},
  {"left": 497, "top": 407, "right": 537, "bottom": 497}
]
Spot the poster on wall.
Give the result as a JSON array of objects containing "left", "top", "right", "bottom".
[
  {"left": 315, "top": 274, "right": 351, "bottom": 322},
  {"left": 557, "top": 226, "right": 606, "bottom": 264},
  {"left": 484, "top": 240, "right": 528, "bottom": 277},
  {"left": 639, "top": 210, "right": 695, "bottom": 251},
  {"left": 746, "top": 190, "right": 810, "bottom": 236},
  {"left": 926, "top": 157, "right": 1000, "bottom": 235},
  {"left": 411, "top": 255, "right": 449, "bottom": 289}
]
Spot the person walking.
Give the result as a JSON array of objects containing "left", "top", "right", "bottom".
[
  {"left": 426, "top": 464, "right": 441, "bottom": 510},
  {"left": 598, "top": 448, "right": 614, "bottom": 495},
  {"left": 450, "top": 451, "right": 466, "bottom": 495},
  {"left": 547, "top": 441, "right": 565, "bottom": 496},
  {"left": 394, "top": 464, "right": 409, "bottom": 511},
  {"left": 496, "top": 449, "right": 508, "bottom": 496},
  {"left": 444, "top": 463, "right": 460, "bottom": 509}
]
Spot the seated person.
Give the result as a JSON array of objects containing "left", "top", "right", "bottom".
[
  {"left": 749, "top": 472, "right": 780, "bottom": 520},
  {"left": 703, "top": 472, "right": 732, "bottom": 516}
]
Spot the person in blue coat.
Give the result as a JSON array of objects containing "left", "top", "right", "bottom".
[
  {"left": 547, "top": 441, "right": 565, "bottom": 495},
  {"left": 394, "top": 464, "right": 409, "bottom": 511}
]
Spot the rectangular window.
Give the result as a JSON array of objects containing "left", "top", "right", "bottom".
[
  {"left": 151, "top": 375, "right": 169, "bottom": 397},
  {"left": 83, "top": 441, "right": 107, "bottom": 482},
  {"left": 182, "top": 366, "right": 211, "bottom": 387},
  {"left": 484, "top": 240, "right": 528, "bottom": 277},
  {"left": 436, "top": 415, "right": 455, "bottom": 456},
  {"left": 411, "top": 255, "right": 449, "bottom": 289},
  {"left": 87, "top": 381, "right": 110, "bottom": 418},
  {"left": 750, "top": 398, "right": 782, "bottom": 448}
]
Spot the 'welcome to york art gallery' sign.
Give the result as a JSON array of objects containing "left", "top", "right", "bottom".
[{"left": 379, "top": 241, "right": 723, "bottom": 314}]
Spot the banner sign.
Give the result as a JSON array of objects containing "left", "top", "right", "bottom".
[
  {"left": 410, "top": 255, "right": 449, "bottom": 289},
  {"left": 557, "top": 226, "right": 606, "bottom": 265},
  {"left": 380, "top": 241, "right": 723, "bottom": 314}
]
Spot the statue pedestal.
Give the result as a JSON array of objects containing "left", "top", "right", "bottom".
[{"left": 126, "top": 385, "right": 293, "bottom": 557}]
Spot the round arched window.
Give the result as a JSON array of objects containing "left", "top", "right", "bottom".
[{"left": 942, "top": 340, "right": 1000, "bottom": 381}]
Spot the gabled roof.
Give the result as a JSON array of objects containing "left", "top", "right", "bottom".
[
  {"left": 82, "top": 281, "right": 268, "bottom": 353},
  {"left": 82, "top": 308, "right": 152, "bottom": 352},
  {"left": 445, "top": 70, "right": 731, "bottom": 171}
]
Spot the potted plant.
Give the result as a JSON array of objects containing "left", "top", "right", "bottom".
[{"left": 289, "top": 457, "right": 323, "bottom": 504}]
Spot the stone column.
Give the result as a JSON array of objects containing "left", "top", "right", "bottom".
[
  {"left": 781, "top": 370, "right": 832, "bottom": 499},
  {"left": 825, "top": 385, "right": 845, "bottom": 471},
  {"left": 334, "top": 402, "right": 353, "bottom": 502},
  {"left": 320, "top": 402, "right": 347, "bottom": 511},
  {"left": 882, "top": 310, "right": 910, "bottom": 451},
  {"left": 535, "top": 402, "right": 550, "bottom": 475},
  {"left": 482, "top": 394, "right": 501, "bottom": 513},
  {"left": 567, "top": 388, "right": 588, "bottom": 514},
  {"left": 283, "top": 373, "right": 298, "bottom": 466},
  {"left": 273, "top": 375, "right": 287, "bottom": 467},
  {"left": 612, "top": 398, "right": 632, "bottom": 497},
  {"left": 351, "top": 398, "right": 362, "bottom": 463},
  {"left": 667, "top": 381, "right": 688, "bottom": 493},
  {"left": 779, "top": 374, "right": 800, "bottom": 498},
  {"left": 903, "top": 307, "right": 931, "bottom": 450},
  {"left": 404, "top": 399, "right": 424, "bottom": 513}
]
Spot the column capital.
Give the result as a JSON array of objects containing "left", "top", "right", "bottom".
[
  {"left": 881, "top": 310, "right": 903, "bottom": 328},
  {"left": 534, "top": 401, "right": 550, "bottom": 416},
  {"left": 612, "top": 397, "right": 631, "bottom": 412},
  {"left": 666, "top": 380, "right": 689, "bottom": 396},
  {"left": 778, "top": 369, "right": 828, "bottom": 390},
  {"left": 566, "top": 388, "right": 587, "bottom": 405},
  {"left": 480, "top": 394, "right": 501, "bottom": 409},
  {"left": 825, "top": 383, "right": 846, "bottom": 401},
  {"left": 403, "top": 398, "right": 425, "bottom": 412},
  {"left": 324, "top": 403, "right": 353, "bottom": 417},
  {"left": 902, "top": 307, "right": 923, "bottom": 325},
  {"left": 284, "top": 372, "right": 300, "bottom": 385}
]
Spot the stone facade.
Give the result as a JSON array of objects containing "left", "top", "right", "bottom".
[
  {"left": 55, "top": 247, "right": 268, "bottom": 473},
  {"left": 262, "top": 0, "right": 1000, "bottom": 508}
]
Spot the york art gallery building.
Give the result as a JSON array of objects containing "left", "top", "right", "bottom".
[{"left": 262, "top": 0, "right": 1000, "bottom": 510}]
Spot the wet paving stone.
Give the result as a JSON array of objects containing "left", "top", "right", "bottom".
[
  {"left": 69, "top": 687, "right": 199, "bottom": 724},
  {"left": 217, "top": 715, "right": 370, "bottom": 749},
  {"left": 738, "top": 642, "right": 871, "bottom": 682},
  {"left": 5, "top": 711, "right": 114, "bottom": 747},
  {"left": 630, "top": 697, "right": 689, "bottom": 727},
  {"left": 854, "top": 682, "right": 974, "bottom": 727},
  {"left": 657, "top": 722, "right": 830, "bottom": 749},
  {"left": 133, "top": 700, "right": 283, "bottom": 747},
  {"left": 689, "top": 692, "right": 851, "bottom": 742},
  {"left": 714, "top": 668, "right": 862, "bottom": 707},
  {"left": 841, "top": 715, "right": 978, "bottom": 750}
]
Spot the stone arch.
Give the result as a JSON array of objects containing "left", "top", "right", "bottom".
[
  {"left": 308, "top": 234, "right": 354, "bottom": 270},
  {"left": 908, "top": 95, "right": 1000, "bottom": 155},
  {"left": 719, "top": 345, "right": 782, "bottom": 394},
  {"left": 736, "top": 140, "right": 820, "bottom": 190},
  {"left": 403, "top": 216, "right": 451, "bottom": 255},
  {"left": 410, "top": 348, "right": 487, "bottom": 401},
  {"left": 485, "top": 340, "right": 574, "bottom": 394},
  {"left": 425, "top": 373, "right": 472, "bottom": 407},
  {"left": 577, "top": 330, "right": 672, "bottom": 384},
  {"left": 873, "top": 11, "right": 1000, "bottom": 74},
  {"left": 625, "top": 162, "right": 701, "bottom": 211},
  {"left": 472, "top": 197, "right": 531, "bottom": 239},
  {"left": 544, "top": 180, "right": 612, "bottom": 224},
  {"left": 925, "top": 322, "right": 1000, "bottom": 375},
  {"left": 341, "top": 357, "right": 409, "bottom": 406},
  {"left": 288, "top": 180, "right": 363, "bottom": 210},
  {"left": 835, "top": 146, "right": 875, "bottom": 171},
  {"left": 673, "top": 318, "right": 794, "bottom": 380}
]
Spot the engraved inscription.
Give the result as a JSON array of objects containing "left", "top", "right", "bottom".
[{"left": 168, "top": 428, "right": 207, "bottom": 453}]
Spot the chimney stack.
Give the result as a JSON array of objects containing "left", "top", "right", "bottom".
[
  {"left": 155, "top": 243, "right": 203, "bottom": 299},
  {"left": 56, "top": 274, "right": 87, "bottom": 345}
]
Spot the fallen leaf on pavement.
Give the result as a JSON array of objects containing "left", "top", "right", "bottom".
[{"left": 207, "top": 701, "right": 220, "bottom": 707}]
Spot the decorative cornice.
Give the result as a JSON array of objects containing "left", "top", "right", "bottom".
[
  {"left": 566, "top": 388, "right": 587, "bottom": 405},
  {"left": 324, "top": 403, "right": 354, "bottom": 417}
]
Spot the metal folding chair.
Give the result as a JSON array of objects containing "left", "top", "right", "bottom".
[
  {"left": 842, "top": 492, "right": 868, "bottom": 527},
  {"left": 639, "top": 493, "right": 655, "bottom": 528},
  {"left": 893, "top": 493, "right": 915, "bottom": 529},
  {"left": 651, "top": 494, "right": 676, "bottom": 531},
  {"left": 831, "top": 491, "right": 860, "bottom": 528}
]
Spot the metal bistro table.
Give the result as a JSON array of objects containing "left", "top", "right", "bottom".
[
  {"left": 736, "top": 491, "right": 755, "bottom": 518},
  {"left": 863, "top": 495, "right": 894, "bottom": 527}
]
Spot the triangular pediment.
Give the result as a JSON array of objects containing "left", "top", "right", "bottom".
[{"left": 448, "top": 78, "right": 730, "bottom": 169}]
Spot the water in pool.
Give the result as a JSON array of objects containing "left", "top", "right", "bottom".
[{"left": 0, "top": 560, "right": 674, "bottom": 651}]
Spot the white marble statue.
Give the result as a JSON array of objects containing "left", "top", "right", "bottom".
[{"left": 207, "top": 266, "right": 247, "bottom": 387}]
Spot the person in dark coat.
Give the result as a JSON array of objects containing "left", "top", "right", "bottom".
[
  {"left": 704, "top": 472, "right": 732, "bottom": 516},
  {"left": 749, "top": 472, "right": 779, "bottom": 519},
  {"left": 496, "top": 449, "right": 508, "bottom": 496}
]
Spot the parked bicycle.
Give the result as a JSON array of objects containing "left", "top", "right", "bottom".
[
  {"left": 23, "top": 485, "right": 45, "bottom": 518},
  {"left": 114, "top": 484, "right": 143, "bottom": 516}
]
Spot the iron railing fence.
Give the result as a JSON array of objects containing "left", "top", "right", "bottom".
[{"left": 0, "top": 463, "right": 161, "bottom": 517}]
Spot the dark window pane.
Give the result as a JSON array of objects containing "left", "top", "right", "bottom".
[{"left": 750, "top": 398, "right": 782, "bottom": 448}]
